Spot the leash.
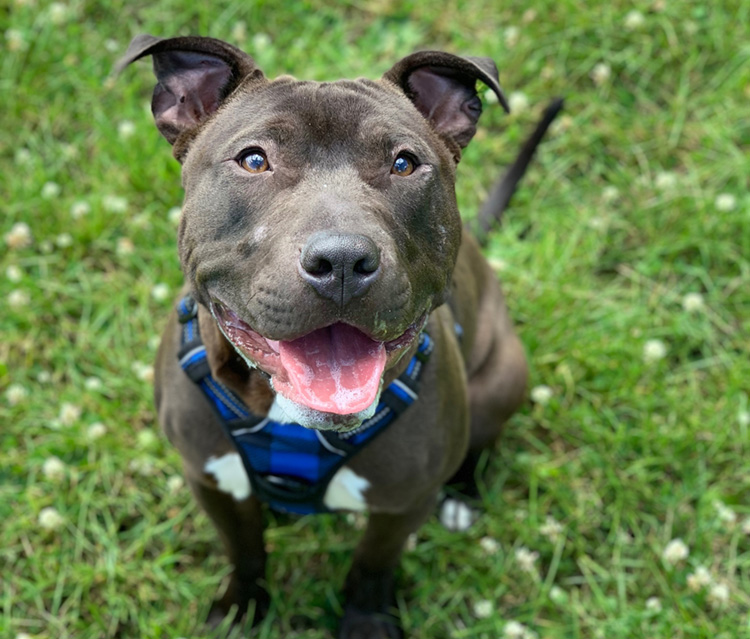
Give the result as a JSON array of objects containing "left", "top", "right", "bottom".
[{"left": 175, "top": 295, "right": 433, "bottom": 514}]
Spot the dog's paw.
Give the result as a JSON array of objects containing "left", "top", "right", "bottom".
[
  {"left": 206, "top": 581, "right": 270, "bottom": 632},
  {"left": 339, "top": 607, "right": 403, "bottom": 639},
  {"left": 439, "top": 496, "right": 477, "bottom": 532}
]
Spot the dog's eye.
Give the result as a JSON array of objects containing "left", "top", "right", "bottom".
[
  {"left": 239, "top": 149, "right": 270, "bottom": 174},
  {"left": 391, "top": 153, "right": 416, "bottom": 177}
]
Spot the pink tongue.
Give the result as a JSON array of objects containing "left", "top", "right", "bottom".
[{"left": 278, "top": 324, "right": 386, "bottom": 415}]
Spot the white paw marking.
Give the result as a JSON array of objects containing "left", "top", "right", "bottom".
[
  {"left": 323, "top": 466, "right": 370, "bottom": 512},
  {"left": 204, "top": 453, "right": 252, "bottom": 501},
  {"left": 439, "top": 498, "right": 476, "bottom": 531}
]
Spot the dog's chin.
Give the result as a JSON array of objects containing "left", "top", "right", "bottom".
[{"left": 268, "top": 391, "right": 381, "bottom": 432}]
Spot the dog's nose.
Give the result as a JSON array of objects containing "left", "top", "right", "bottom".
[{"left": 299, "top": 231, "right": 381, "bottom": 305}]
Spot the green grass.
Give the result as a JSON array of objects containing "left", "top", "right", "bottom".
[{"left": 2, "top": 1, "right": 750, "bottom": 638}]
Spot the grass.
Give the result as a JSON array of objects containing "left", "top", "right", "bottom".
[{"left": 2, "top": 1, "right": 750, "bottom": 637}]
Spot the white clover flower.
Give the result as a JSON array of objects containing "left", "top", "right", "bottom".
[
  {"left": 37, "top": 371, "right": 51, "bottom": 383},
  {"left": 55, "top": 233, "right": 73, "bottom": 248},
  {"left": 116, "top": 237, "right": 135, "bottom": 256},
  {"left": 652, "top": 0, "right": 666, "bottom": 11},
  {"left": 15, "top": 148, "right": 32, "bottom": 165},
  {"left": 738, "top": 410, "right": 750, "bottom": 428},
  {"left": 4, "top": 222, "right": 32, "bottom": 249},
  {"left": 87, "top": 422, "right": 107, "bottom": 440},
  {"left": 129, "top": 456, "right": 156, "bottom": 476},
  {"left": 602, "top": 185, "right": 619, "bottom": 202},
  {"left": 60, "top": 144, "right": 78, "bottom": 160},
  {"left": 487, "top": 257, "right": 507, "bottom": 272},
  {"left": 6, "top": 384, "right": 28, "bottom": 406},
  {"left": 654, "top": 171, "right": 677, "bottom": 190},
  {"left": 708, "top": 582, "right": 730, "bottom": 608},
  {"left": 508, "top": 91, "right": 530, "bottom": 114},
  {"left": 46, "top": 2, "right": 69, "bottom": 24},
  {"left": 715, "top": 193, "right": 736, "bottom": 212},
  {"left": 5, "top": 28, "right": 27, "bottom": 51},
  {"left": 84, "top": 376, "right": 103, "bottom": 391},
  {"left": 103, "top": 195, "right": 128, "bottom": 213},
  {"left": 503, "top": 620, "right": 528, "bottom": 639},
  {"left": 9, "top": 289, "right": 30, "bottom": 308},
  {"left": 479, "top": 536, "right": 500, "bottom": 555},
  {"left": 137, "top": 430, "right": 159, "bottom": 450},
  {"left": 231, "top": 21, "right": 247, "bottom": 43},
  {"left": 6, "top": 265, "right": 23, "bottom": 282},
  {"left": 167, "top": 475, "right": 184, "bottom": 493},
  {"left": 133, "top": 362, "right": 155, "bottom": 383},
  {"left": 104, "top": 38, "right": 119, "bottom": 53},
  {"left": 252, "top": 33, "right": 272, "bottom": 49},
  {"left": 549, "top": 586, "right": 568, "bottom": 604},
  {"left": 530, "top": 385, "right": 553, "bottom": 406},
  {"left": 41, "top": 181, "right": 61, "bottom": 199},
  {"left": 42, "top": 456, "right": 66, "bottom": 480},
  {"left": 588, "top": 216, "right": 609, "bottom": 231},
  {"left": 643, "top": 339, "right": 667, "bottom": 363},
  {"left": 70, "top": 201, "right": 91, "bottom": 219},
  {"left": 551, "top": 114, "right": 573, "bottom": 134},
  {"left": 661, "top": 538, "right": 689, "bottom": 565},
  {"left": 473, "top": 599, "right": 493, "bottom": 619},
  {"left": 686, "top": 566, "right": 712, "bottom": 591},
  {"left": 117, "top": 120, "right": 136, "bottom": 140},
  {"left": 59, "top": 402, "right": 81, "bottom": 427},
  {"left": 591, "top": 62, "right": 611, "bottom": 86},
  {"left": 15, "top": 632, "right": 34, "bottom": 639},
  {"left": 38, "top": 506, "right": 64, "bottom": 530},
  {"left": 522, "top": 8, "right": 537, "bottom": 23},
  {"left": 39, "top": 240, "right": 53, "bottom": 254},
  {"left": 741, "top": 517, "right": 750, "bottom": 535},
  {"left": 168, "top": 206, "right": 182, "bottom": 224},
  {"left": 714, "top": 500, "right": 737, "bottom": 527},
  {"left": 151, "top": 283, "right": 170, "bottom": 302},
  {"left": 515, "top": 546, "right": 539, "bottom": 573},
  {"left": 645, "top": 596, "right": 662, "bottom": 612},
  {"left": 504, "top": 26, "right": 520, "bottom": 48},
  {"left": 147, "top": 335, "right": 161, "bottom": 350},
  {"left": 624, "top": 10, "right": 646, "bottom": 29},
  {"left": 540, "top": 515, "right": 563, "bottom": 542},
  {"left": 681, "top": 292, "right": 704, "bottom": 312}
]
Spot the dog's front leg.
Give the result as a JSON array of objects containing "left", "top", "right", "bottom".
[
  {"left": 187, "top": 478, "right": 270, "bottom": 629},
  {"left": 340, "top": 496, "right": 436, "bottom": 639}
]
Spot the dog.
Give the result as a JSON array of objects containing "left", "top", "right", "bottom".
[{"left": 118, "top": 34, "right": 559, "bottom": 638}]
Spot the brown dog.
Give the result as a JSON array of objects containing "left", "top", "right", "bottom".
[{"left": 119, "top": 34, "right": 556, "bottom": 638}]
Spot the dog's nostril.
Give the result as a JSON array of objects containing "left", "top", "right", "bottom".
[
  {"left": 309, "top": 258, "right": 333, "bottom": 276},
  {"left": 353, "top": 257, "right": 378, "bottom": 275}
]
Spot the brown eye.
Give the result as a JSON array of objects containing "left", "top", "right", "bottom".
[
  {"left": 239, "top": 149, "right": 270, "bottom": 173},
  {"left": 391, "top": 153, "right": 416, "bottom": 176}
]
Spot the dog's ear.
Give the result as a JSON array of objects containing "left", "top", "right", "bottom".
[
  {"left": 383, "top": 51, "right": 509, "bottom": 152},
  {"left": 115, "top": 34, "right": 264, "bottom": 145}
]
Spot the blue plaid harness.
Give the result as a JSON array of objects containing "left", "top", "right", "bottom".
[{"left": 176, "top": 295, "right": 434, "bottom": 514}]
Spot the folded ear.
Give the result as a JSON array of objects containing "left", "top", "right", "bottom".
[
  {"left": 383, "top": 51, "right": 509, "bottom": 151},
  {"left": 115, "top": 34, "right": 264, "bottom": 145}
]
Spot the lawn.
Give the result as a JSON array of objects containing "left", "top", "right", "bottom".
[{"left": 2, "top": 1, "right": 749, "bottom": 638}]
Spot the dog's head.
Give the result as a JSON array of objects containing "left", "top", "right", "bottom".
[{"left": 119, "top": 35, "right": 507, "bottom": 430}]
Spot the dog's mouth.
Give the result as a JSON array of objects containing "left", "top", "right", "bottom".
[{"left": 211, "top": 300, "right": 423, "bottom": 418}]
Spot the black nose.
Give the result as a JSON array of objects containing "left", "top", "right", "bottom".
[{"left": 299, "top": 232, "right": 381, "bottom": 305}]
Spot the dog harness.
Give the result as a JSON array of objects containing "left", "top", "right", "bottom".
[{"left": 176, "top": 295, "right": 433, "bottom": 515}]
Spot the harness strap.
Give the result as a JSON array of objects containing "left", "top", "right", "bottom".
[{"left": 175, "top": 294, "right": 435, "bottom": 514}]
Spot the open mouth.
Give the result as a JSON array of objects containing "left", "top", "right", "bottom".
[{"left": 211, "top": 300, "right": 423, "bottom": 417}]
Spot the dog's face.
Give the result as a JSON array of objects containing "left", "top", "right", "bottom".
[{"left": 120, "top": 36, "right": 507, "bottom": 430}]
